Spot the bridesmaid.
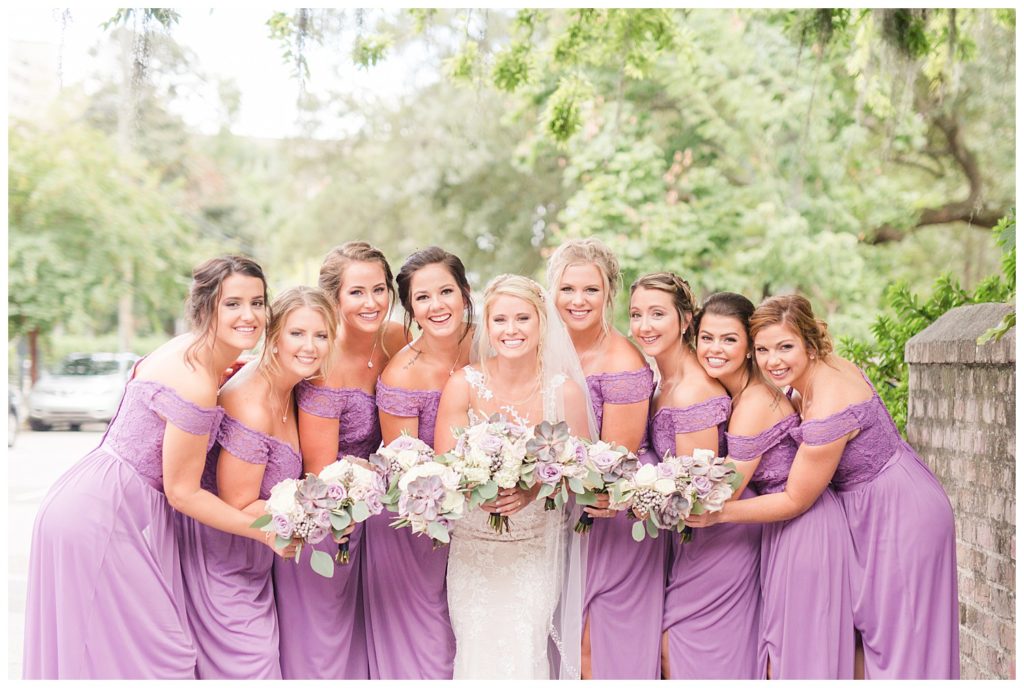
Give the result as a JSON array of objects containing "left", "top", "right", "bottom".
[
  {"left": 176, "top": 286, "right": 339, "bottom": 678},
  {"left": 629, "top": 273, "right": 762, "bottom": 680},
  {"left": 694, "top": 292, "right": 854, "bottom": 679},
  {"left": 545, "top": 238, "right": 665, "bottom": 679},
  {"left": 364, "top": 246, "right": 472, "bottom": 679},
  {"left": 274, "top": 242, "right": 407, "bottom": 679},
  {"left": 23, "top": 256, "right": 294, "bottom": 679},
  {"left": 687, "top": 294, "right": 959, "bottom": 679}
]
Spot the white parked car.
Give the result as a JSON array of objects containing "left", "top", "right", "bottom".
[{"left": 28, "top": 353, "right": 140, "bottom": 431}]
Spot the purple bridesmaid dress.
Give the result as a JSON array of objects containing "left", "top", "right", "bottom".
[
  {"left": 792, "top": 371, "right": 959, "bottom": 679},
  {"left": 727, "top": 413, "right": 855, "bottom": 678},
  {"left": 175, "top": 415, "right": 302, "bottom": 678},
  {"left": 650, "top": 395, "right": 763, "bottom": 679},
  {"left": 362, "top": 380, "right": 455, "bottom": 679},
  {"left": 582, "top": 367, "right": 667, "bottom": 679},
  {"left": 23, "top": 379, "right": 222, "bottom": 678},
  {"left": 273, "top": 379, "right": 380, "bottom": 679}
]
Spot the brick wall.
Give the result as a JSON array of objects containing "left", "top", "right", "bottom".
[{"left": 905, "top": 303, "right": 1015, "bottom": 679}]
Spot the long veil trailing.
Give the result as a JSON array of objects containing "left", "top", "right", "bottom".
[{"left": 468, "top": 280, "right": 598, "bottom": 679}]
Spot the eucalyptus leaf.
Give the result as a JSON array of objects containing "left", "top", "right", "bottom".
[
  {"left": 427, "top": 521, "right": 451, "bottom": 543},
  {"left": 645, "top": 519, "right": 660, "bottom": 539},
  {"left": 632, "top": 521, "right": 646, "bottom": 542},
  {"left": 478, "top": 482, "right": 499, "bottom": 500},
  {"left": 537, "top": 483, "right": 556, "bottom": 500},
  {"left": 310, "top": 549, "right": 335, "bottom": 578},
  {"left": 250, "top": 514, "right": 271, "bottom": 529},
  {"left": 330, "top": 511, "right": 351, "bottom": 531},
  {"left": 690, "top": 502, "right": 705, "bottom": 515},
  {"left": 351, "top": 501, "right": 370, "bottom": 522},
  {"left": 567, "top": 477, "right": 584, "bottom": 494}
]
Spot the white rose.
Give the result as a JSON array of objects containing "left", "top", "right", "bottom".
[
  {"left": 396, "top": 449, "right": 423, "bottom": 470},
  {"left": 398, "top": 462, "right": 447, "bottom": 491},
  {"left": 318, "top": 461, "right": 348, "bottom": 484},
  {"left": 463, "top": 466, "right": 491, "bottom": 485},
  {"left": 267, "top": 479, "right": 299, "bottom": 515},
  {"left": 442, "top": 489, "right": 465, "bottom": 516},
  {"left": 654, "top": 478, "right": 677, "bottom": 495},
  {"left": 634, "top": 464, "right": 658, "bottom": 488},
  {"left": 691, "top": 448, "right": 716, "bottom": 463}
]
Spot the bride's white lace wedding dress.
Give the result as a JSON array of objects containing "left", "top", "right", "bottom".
[{"left": 446, "top": 366, "right": 576, "bottom": 679}]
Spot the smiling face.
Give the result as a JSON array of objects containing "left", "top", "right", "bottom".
[
  {"left": 753, "top": 322, "right": 813, "bottom": 389},
  {"left": 555, "top": 262, "right": 607, "bottom": 334},
  {"left": 629, "top": 286, "right": 688, "bottom": 358},
  {"left": 273, "top": 306, "right": 332, "bottom": 379},
  {"left": 486, "top": 294, "right": 541, "bottom": 361},
  {"left": 215, "top": 273, "right": 267, "bottom": 351},
  {"left": 336, "top": 260, "right": 390, "bottom": 335},
  {"left": 696, "top": 312, "right": 750, "bottom": 382},
  {"left": 409, "top": 262, "right": 466, "bottom": 339}
]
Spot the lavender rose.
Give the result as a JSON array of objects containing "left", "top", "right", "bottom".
[
  {"left": 691, "top": 475, "right": 713, "bottom": 497},
  {"left": 272, "top": 514, "right": 294, "bottom": 539},
  {"left": 536, "top": 462, "right": 564, "bottom": 486}
]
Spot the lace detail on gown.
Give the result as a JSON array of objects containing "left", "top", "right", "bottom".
[
  {"left": 214, "top": 415, "right": 302, "bottom": 500},
  {"left": 649, "top": 396, "right": 731, "bottom": 458},
  {"left": 376, "top": 380, "right": 441, "bottom": 448},
  {"left": 447, "top": 366, "right": 574, "bottom": 679},
  {"left": 586, "top": 367, "right": 654, "bottom": 450},
  {"left": 295, "top": 380, "right": 381, "bottom": 459},
  {"left": 726, "top": 413, "right": 800, "bottom": 495},
  {"left": 101, "top": 379, "right": 223, "bottom": 491}
]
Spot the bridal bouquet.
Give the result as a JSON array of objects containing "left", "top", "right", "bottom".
[
  {"left": 528, "top": 420, "right": 590, "bottom": 511},
  {"left": 608, "top": 448, "right": 743, "bottom": 543},
  {"left": 371, "top": 434, "right": 466, "bottom": 547},
  {"left": 571, "top": 440, "right": 640, "bottom": 534},
  {"left": 439, "top": 412, "right": 534, "bottom": 534},
  {"left": 252, "top": 457, "right": 385, "bottom": 578}
]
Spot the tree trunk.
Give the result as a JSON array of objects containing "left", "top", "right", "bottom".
[{"left": 28, "top": 329, "right": 39, "bottom": 386}]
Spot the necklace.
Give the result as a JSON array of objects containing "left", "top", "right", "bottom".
[
  {"left": 274, "top": 390, "right": 293, "bottom": 424},
  {"left": 366, "top": 336, "right": 379, "bottom": 369},
  {"left": 491, "top": 378, "right": 541, "bottom": 407}
]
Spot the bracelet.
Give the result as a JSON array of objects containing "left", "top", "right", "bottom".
[{"left": 263, "top": 530, "right": 272, "bottom": 546}]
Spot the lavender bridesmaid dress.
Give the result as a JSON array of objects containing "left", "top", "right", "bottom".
[
  {"left": 175, "top": 415, "right": 302, "bottom": 678},
  {"left": 362, "top": 380, "right": 455, "bottom": 679},
  {"left": 582, "top": 367, "right": 667, "bottom": 679},
  {"left": 651, "top": 396, "right": 763, "bottom": 679},
  {"left": 792, "top": 372, "right": 959, "bottom": 679},
  {"left": 727, "top": 413, "right": 855, "bottom": 678},
  {"left": 273, "top": 380, "right": 380, "bottom": 679},
  {"left": 23, "top": 379, "right": 222, "bottom": 678}
]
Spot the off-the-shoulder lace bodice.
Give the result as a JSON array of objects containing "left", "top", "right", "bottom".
[
  {"left": 100, "top": 379, "right": 223, "bottom": 493},
  {"left": 586, "top": 367, "right": 654, "bottom": 450},
  {"left": 790, "top": 383, "right": 903, "bottom": 489},
  {"left": 726, "top": 413, "right": 800, "bottom": 494},
  {"left": 296, "top": 379, "right": 382, "bottom": 459},
  {"left": 649, "top": 395, "right": 731, "bottom": 460},
  {"left": 376, "top": 379, "right": 442, "bottom": 448},
  {"left": 199, "top": 415, "right": 303, "bottom": 500}
]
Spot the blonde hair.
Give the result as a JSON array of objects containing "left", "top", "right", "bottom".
[
  {"left": 259, "top": 286, "right": 339, "bottom": 384},
  {"left": 545, "top": 238, "right": 621, "bottom": 331},
  {"left": 317, "top": 240, "right": 396, "bottom": 356},
  {"left": 629, "top": 272, "right": 698, "bottom": 346},
  {"left": 477, "top": 274, "right": 548, "bottom": 378},
  {"left": 750, "top": 294, "right": 834, "bottom": 358}
]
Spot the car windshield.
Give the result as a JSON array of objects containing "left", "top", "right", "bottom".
[{"left": 56, "top": 359, "right": 122, "bottom": 376}]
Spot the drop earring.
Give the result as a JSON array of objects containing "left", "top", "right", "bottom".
[{"left": 272, "top": 346, "right": 278, "bottom": 354}]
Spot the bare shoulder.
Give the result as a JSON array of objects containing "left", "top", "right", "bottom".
[
  {"left": 559, "top": 376, "right": 587, "bottom": 405},
  {"left": 219, "top": 372, "right": 274, "bottom": 434},
  {"left": 668, "top": 373, "right": 727, "bottom": 409},
  {"left": 439, "top": 367, "right": 471, "bottom": 402},
  {"left": 805, "top": 357, "right": 873, "bottom": 421},
  {"left": 134, "top": 337, "right": 218, "bottom": 409},
  {"left": 599, "top": 330, "right": 647, "bottom": 373},
  {"left": 380, "top": 343, "right": 417, "bottom": 386},
  {"left": 729, "top": 383, "right": 794, "bottom": 436}
]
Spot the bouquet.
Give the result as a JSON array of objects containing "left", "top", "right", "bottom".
[
  {"left": 371, "top": 434, "right": 466, "bottom": 547},
  {"left": 608, "top": 448, "right": 743, "bottom": 543},
  {"left": 439, "top": 412, "right": 534, "bottom": 534},
  {"left": 252, "top": 456, "right": 385, "bottom": 578},
  {"left": 570, "top": 440, "right": 640, "bottom": 534}
]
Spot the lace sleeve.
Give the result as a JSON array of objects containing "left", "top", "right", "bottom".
[
  {"left": 217, "top": 415, "right": 271, "bottom": 465},
  {"left": 376, "top": 380, "right": 422, "bottom": 418},
  {"left": 295, "top": 379, "right": 345, "bottom": 419},
  {"left": 668, "top": 396, "right": 731, "bottom": 434},
  {"left": 144, "top": 384, "right": 222, "bottom": 436},
  {"left": 596, "top": 368, "right": 654, "bottom": 405},
  {"left": 726, "top": 414, "right": 799, "bottom": 461},
  {"left": 797, "top": 408, "right": 862, "bottom": 446}
]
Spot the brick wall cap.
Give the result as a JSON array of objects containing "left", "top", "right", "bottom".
[{"left": 905, "top": 303, "right": 1015, "bottom": 365}]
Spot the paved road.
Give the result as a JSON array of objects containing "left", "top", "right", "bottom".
[{"left": 8, "top": 425, "right": 105, "bottom": 679}]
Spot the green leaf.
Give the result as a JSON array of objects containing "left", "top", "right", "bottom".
[
  {"left": 351, "top": 501, "right": 370, "bottom": 522},
  {"left": 250, "top": 514, "right": 272, "bottom": 529},
  {"left": 537, "top": 483, "right": 556, "bottom": 500},
  {"left": 575, "top": 491, "right": 598, "bottom": 505},
  {"left": 427, "top": 521, "right": 451, "bottom": 543},
  {"left": 645, "top": 518, "right": 660, "bottom": 539},
  {"left": 631, "top": 521, "right": 646, "bottom": 542},
  {"left": 567, "top": 477, "right": 584, "bottom": 494},
  {"left": 690, "top": 502, "right": 705, "bottom": 515},
  {"left": 560, "top": 481, "right": 569, "bottom": 504},
  {"left": 330, "top": 510, "right": 351, "bottom": 531},
  {"left": 310, "top": 549, "right": 335, "bottom": 578},
  {"left": 275, "top": 535, "right": 292, "bottom": 550},
  {"left": 478, "top": 482, "right": 499, "bottom": 500}
]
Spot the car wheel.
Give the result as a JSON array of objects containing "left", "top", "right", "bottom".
[
  {"left": 29, "top": 418, "right": 52, "bottom": 432},
  {"left": 7, "top": 410, "right": 16, "bottom": 447}
]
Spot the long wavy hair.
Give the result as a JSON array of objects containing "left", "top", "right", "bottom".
[{"left": 184, "top": 255, "right": 267, "bottom": 369}]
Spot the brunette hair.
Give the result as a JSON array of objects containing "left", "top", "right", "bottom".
[
  {"left": 317, "top": 241, "right": 397, "bottom": 354},
  {"left": 697, "top": 291, "right": 772, "bottom": 397},
  {"left": 259, "top": 286, "right": 338, "bottom": 384},
  {"left": 395, "top": 246, "right": 473, "bottom": 345},
  {"left": 478, "top": 274, "right": 547, "bottom": 377},
  {"left": 629, "top": 272, "right": 698, "bottom": 345},
  {"left": 545, "top": 238, "right": 621, "bottom": 331},
  {"left": 749, "top": 294, "right": 834, "bottom": 358},
  {"left": 184, "top": 255, "right": 267, "bottom": 369}
]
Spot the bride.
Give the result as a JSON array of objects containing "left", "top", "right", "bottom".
[{"left": 434, "top": 274, "right": 595, "bottom": 679}]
